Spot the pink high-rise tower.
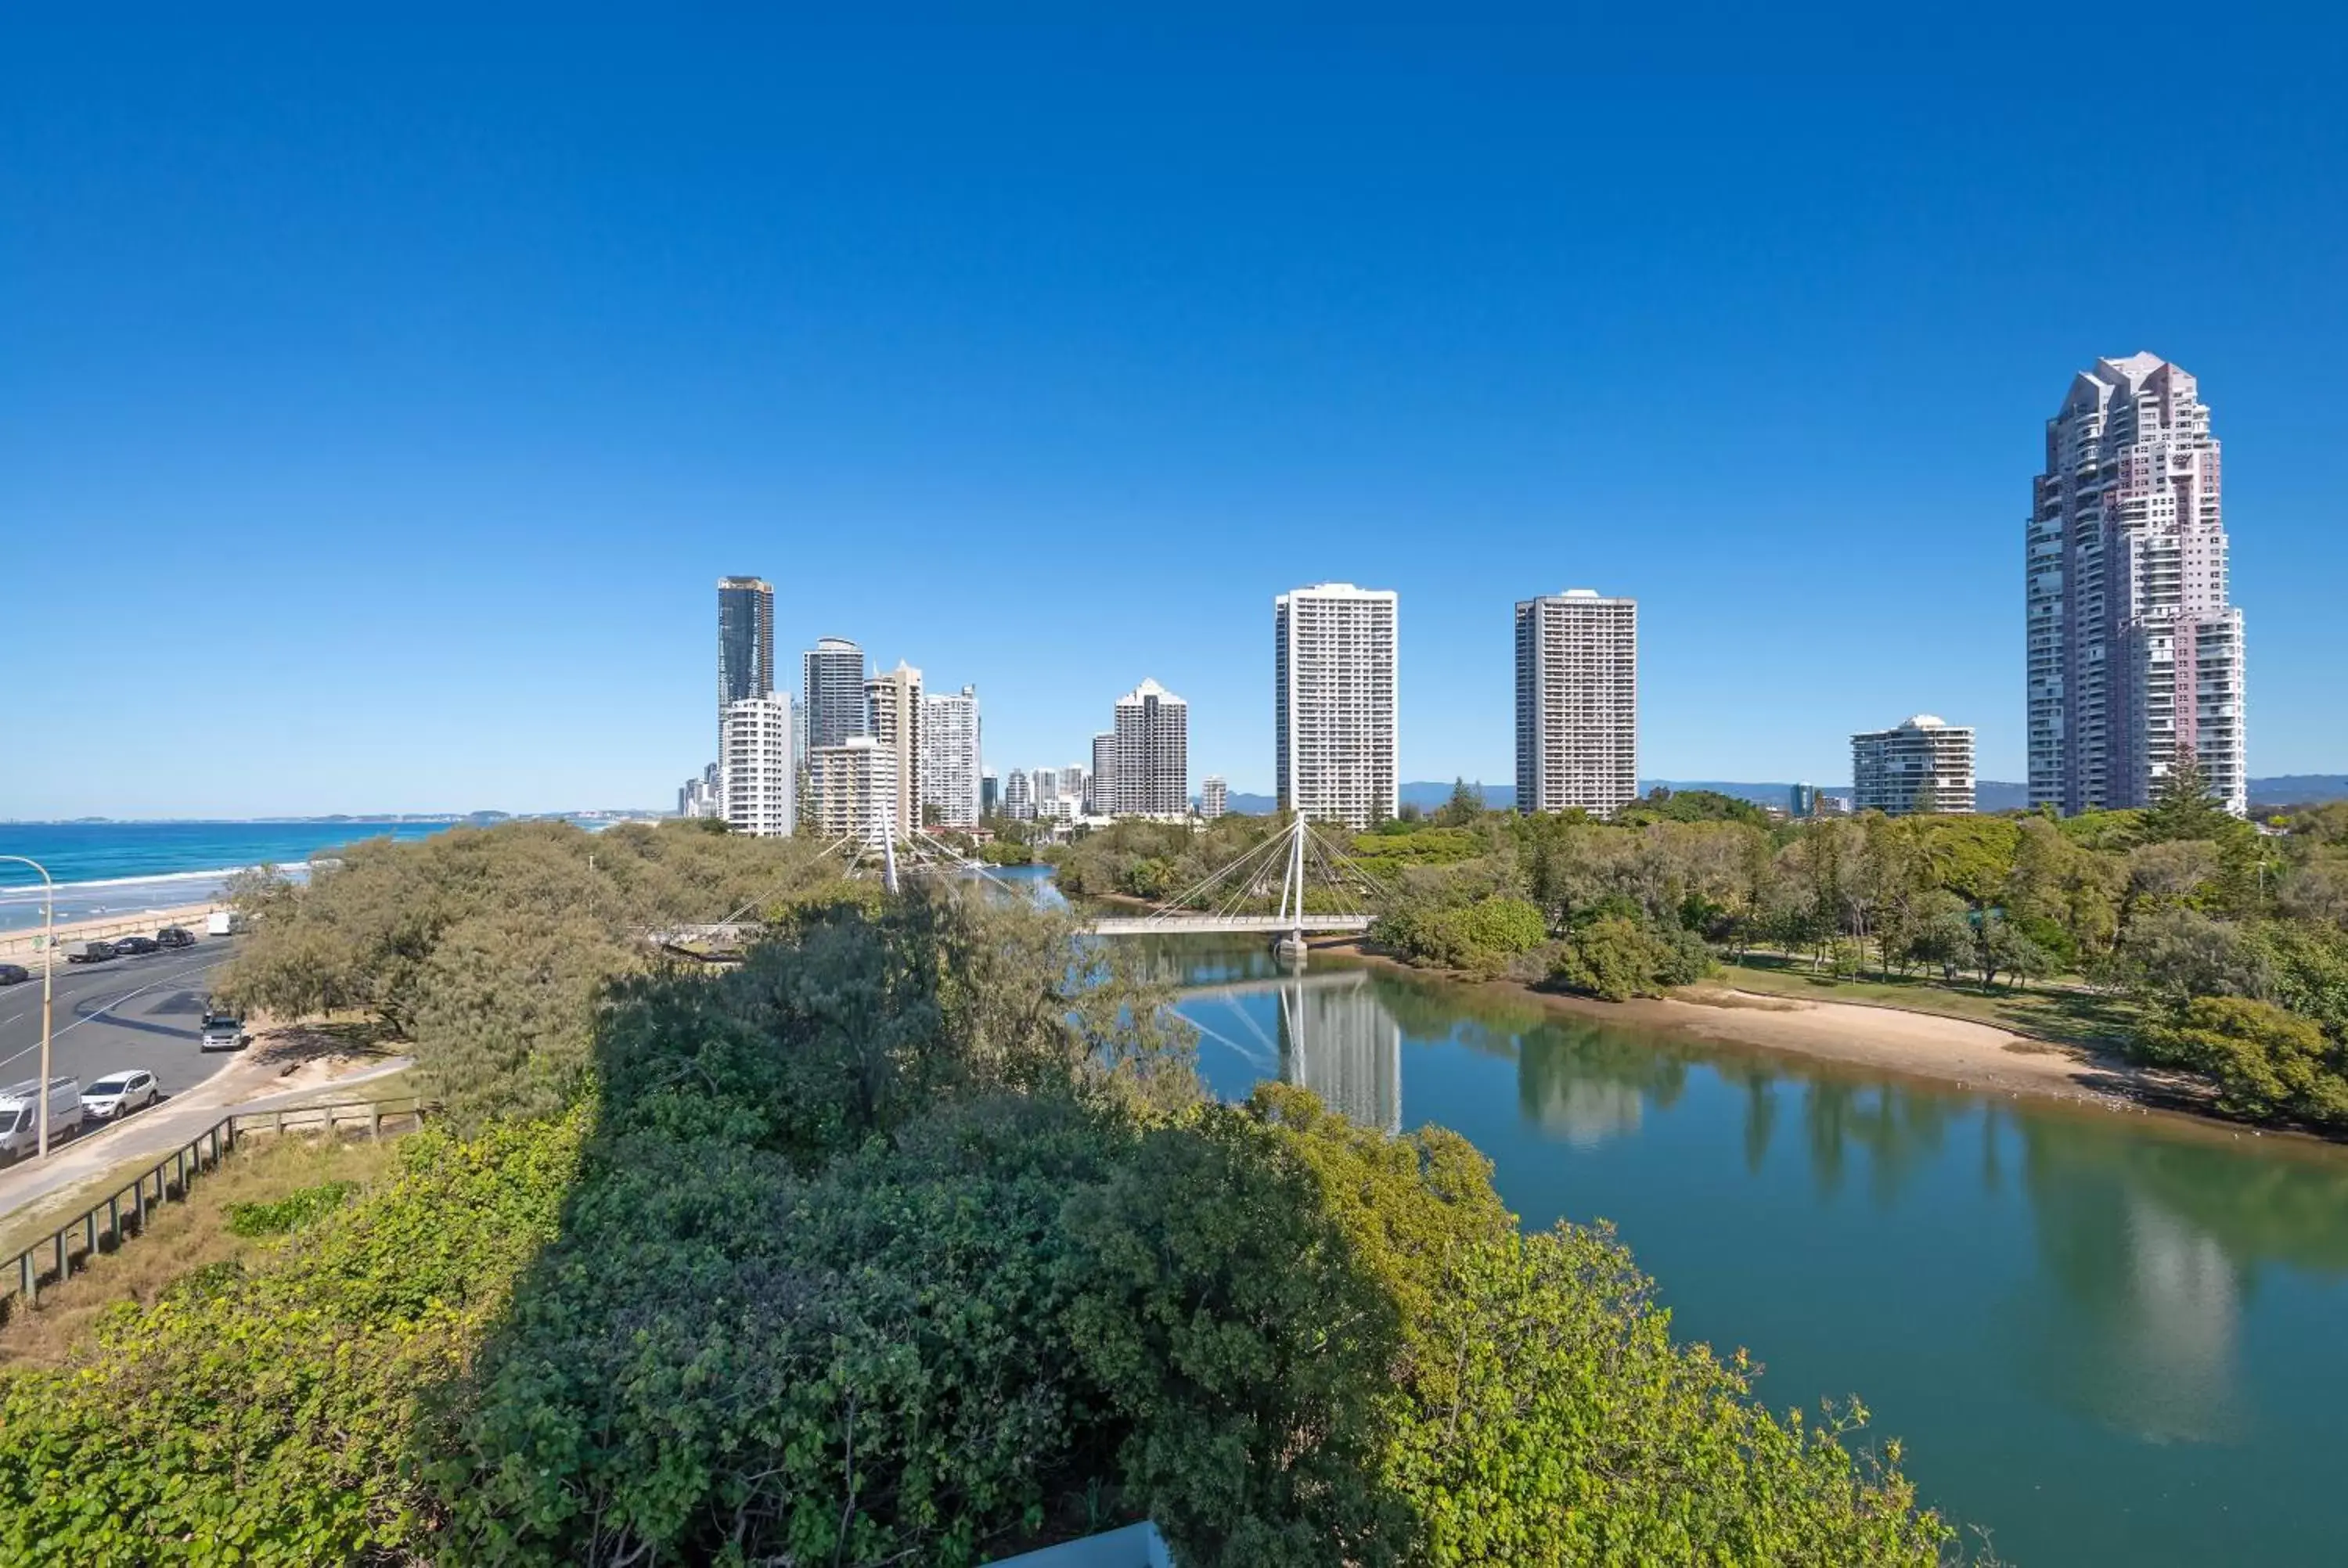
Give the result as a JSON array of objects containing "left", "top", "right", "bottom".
[{"left": 2027, "top": 354, "right": 2247, "bottom": 816}]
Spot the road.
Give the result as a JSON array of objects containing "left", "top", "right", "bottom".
[{"left": 0, "top": 937, "right": 240, "bottom": 1099}]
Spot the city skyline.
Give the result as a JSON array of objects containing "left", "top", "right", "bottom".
[{"left": 8, "top": 27, "right": 2346, "bottom": 818}]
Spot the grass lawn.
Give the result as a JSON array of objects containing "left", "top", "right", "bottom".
[
  {"left": 1712, "top": 955, "right": 2142, "bottom": 1054},
  {"left": 0, "top": 1133, "right": 402, "bottom": 1367}
]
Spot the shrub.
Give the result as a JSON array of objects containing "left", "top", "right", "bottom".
[
  {"left": 1552, "top": 915, "right": 1713, "bottom": 1000},
  {"left": 2137, "top": 996, "right": 2348, "bottom": 1127},
  {"left": 224, "top": 1178, "right": 358, "bottom": 1237}
]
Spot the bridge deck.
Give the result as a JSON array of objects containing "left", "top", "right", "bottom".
[{"left": 1089, "top": 914, "right": 1372, "bottom": 936}]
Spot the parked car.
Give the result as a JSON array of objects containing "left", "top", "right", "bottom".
[
  {"left": 205, "top": 911, "right": 250, "bottom": 937},
  {"left": 67, "top": 940, "right": 117, "bottom": 964},
  {"left": 0, "top": 1077, "right": 84, "bottom": 1160},
  {"left": 155, "top": 926, "right": 196, "bottom": 949},
  {"left": 199, "top": 1010, "right": 249, "bottom": 1052},
  {"left": 113, "top": 935, "right": 162, "bottom": 957},
  {"left": 0, "top": 963, "right": 28, "bottom": 986},
  {"left": 80, "top": 1070, "right": 161, "bottom": 1124}
]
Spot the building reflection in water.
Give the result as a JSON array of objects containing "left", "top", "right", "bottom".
[
  {"left": 2016, "top": 1120, "right": 2251, "bottom": 1445},
  {"left": 1274, "top": 972, "right": 1403, "bottom": 1135}
]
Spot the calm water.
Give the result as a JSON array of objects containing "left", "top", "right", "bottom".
[{"left": 1153, "top": 937, "right": 2348, "bottom": 1566}]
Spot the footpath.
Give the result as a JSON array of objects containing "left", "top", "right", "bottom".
[{"left": 0, "top": 1044, "right": 415, "bottom": 1224}]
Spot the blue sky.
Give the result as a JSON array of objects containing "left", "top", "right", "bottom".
[{"left": 4, "top": 15, "right": 2343, "bottom": 817}]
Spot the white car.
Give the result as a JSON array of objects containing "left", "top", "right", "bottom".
[{"left": 80, "top": 1070, "right": 161, "bottom": 1124}]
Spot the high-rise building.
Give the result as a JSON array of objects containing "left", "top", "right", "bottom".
[
  {"left": 2029, "top": 354, "right": 2248, "bottom": 817},
  {"left": 809, "top": 735, "right": 899, "bottom": 846},
  {"left": 864, "top": 661, "right": 924, "bottom": 840},
  {"left": 1003, "top": 768, "right": 1034, "bottom": 821},
  {"left": 1514, "top": 589, "right": 1637, "bottom": 818},
  {"left": 980, "top": 770, "right": 999, "bottom": 818},
  {"left": 1030, "top": 766, "right": 1058, "bottom": 803},
  {"left": 921, "top": 685, "right": 982, "bottom": 829},
  {"left": 801, "top": 637, "right": 868, "bottom": 750},
  {"left": 1851, "top": 715, "right": 1976, "bottom": 816},
  {"left": 720, "top": 693, "right": 795, "bottom": 837},
  {"left": 1789, "top": 782, "right": 1817, "bottom": 819},
  {"left": 1061, "top": 764, "right": 1088, "bottom": 808},
  {"left": 1201, "top": 775, "right": 1228, "bottom": 819},
  {"left": 1274, "top": 584, "right": 1399, "bottom": 829},
  {"left": 677, "top": 762, "right": 722, "bottom": 819},
  {"left": 717, "top": 576, "right": 775, "bottom": 721},
  {"left": 1112, "top": 678, "right": 1189, "bottom": 816},
  {"left": 1088, "top": 732, "right": 1116, "bottom": 815}
]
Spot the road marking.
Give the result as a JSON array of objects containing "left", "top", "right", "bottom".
[{"left": 0, "top": 954, "right": 227, "bottom": 1077}]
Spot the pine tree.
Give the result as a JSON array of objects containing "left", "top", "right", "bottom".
[{"left": 2140, "top": 746, "right": 2231, "bottom": 843}]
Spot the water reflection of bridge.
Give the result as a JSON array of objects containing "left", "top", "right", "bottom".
[{"left": 1184, "top": 971, "right": 1402, "bottom": 1135}]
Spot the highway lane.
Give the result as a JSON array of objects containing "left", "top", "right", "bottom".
[{"left": 0, "top": 937, "right": 242, "bottom": 1099}]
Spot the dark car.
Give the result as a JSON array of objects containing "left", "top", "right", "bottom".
[
  {"left": 112, "top": 936, "right": 162, "bottom": 957},
  {"left": 155, "top": 926, "right": 196, "bottom": 949},
  {"left": 0, "top": 963, "right": 28, "bottom": 986},
  {"left": 67, "top": 941, "right": 117, "bottom": 964}
]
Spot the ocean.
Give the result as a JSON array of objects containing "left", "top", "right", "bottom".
[{"left": 0, "top": 820, "right": 462, "bottom": 932}]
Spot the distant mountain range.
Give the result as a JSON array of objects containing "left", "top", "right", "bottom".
[{"left": 1222, "top": 775, "right": 2347, "bottom": 816}]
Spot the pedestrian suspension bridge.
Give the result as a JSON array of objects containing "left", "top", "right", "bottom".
[{"left": 1086, "top": 814, "right": 1381, "bottom": 955}]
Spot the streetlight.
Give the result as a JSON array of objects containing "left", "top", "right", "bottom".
[{"left": 0, "top": 856, "right": 56, "bottom": 1160}]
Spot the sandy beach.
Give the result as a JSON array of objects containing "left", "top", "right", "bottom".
[{"left": 1320, "top": 938, "right": 2190, "bottom": 1117}]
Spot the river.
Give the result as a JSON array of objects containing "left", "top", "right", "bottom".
[{"left": 1140, "top": 932, "right": 2348, "bottom": 1565}]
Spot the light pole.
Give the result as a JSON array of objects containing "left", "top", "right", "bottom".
[{"left": 0, "top": 856, "right": 55, "bottom": 1159}]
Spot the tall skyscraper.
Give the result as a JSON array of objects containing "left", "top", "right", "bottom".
[
  {"left": 717, "top": 577, "right": 775, "bottom": 719},
  {"left": 980, "top": 770, "right": 999, "bottom": 818},
  {"left": 719, "top": 692, "right": 795, "bottom": 837},
  {"left": 1514, "top": 589, "right": 1638, "bottom": 818},
  {"left": 2029, "top": 354, "right": 2248, "bottom": 817},
  {"left": 1031, "top": 766, "right": 1059, "bottom": 802},
  {"left": 1201, "top": 775, "right": 1228, "bottom": 819},
  {"left": 1274, "top": 584, "right": 1399, "bottom": 829},
  {"left": 864, "top": 661, "right": 924, "bottom": 836},
  {"left": 1088, "top": 732, "right": 1116, "bottom": 815},
  {"left": 809, "top": 736, "right": 898, "bottom": 847},
  {"left": 921, "top": 685, "right": 983, "bottom": 829},
  {"left": 1003, "top": 768, "right": 1034, "bottom": 821},
  {"left": 801, "top": 637, "right": 868, "bottom": 750},
  {"left": 1852, "top": 715, "right": 1975, "bottom": 816},
  {"left": 1112, "top": 678, "right": 1189, "bottom": 817}
]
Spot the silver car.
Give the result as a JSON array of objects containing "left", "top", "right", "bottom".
[{"left": 81, "top": 1070, "right": 161, "bottom": 1124}]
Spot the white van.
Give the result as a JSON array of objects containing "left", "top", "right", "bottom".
[
  {"left": 205, "top": 910, "right": 250, "bottom": 937},
  {"left": 0, "top": 1077, "right": 84, "bottom": 1160}
]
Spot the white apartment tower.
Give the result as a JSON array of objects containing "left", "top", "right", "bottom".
[
  {"left": 1275, "top": 584, "right": 1399, "bottom": 829},
  {"left": 921, "top": 685, "right": 983, "bottom": 829},
  {"left": 1113, "top": 678, "right": 1189, "bottom": 817},
  {"left": 810, "top": 735, "right": 899, "bottom": 846},
  {"left": 1201, "top": 775, "right": 1228, "bottom": 819},
  {"left": 864, "top": 661, "right": 924, "bottom": 839},
  {"left": 719, "top": 693, "right": 795, "bottom": 837},
  {"left": 1851, "top": 715, "right": 1976, "bottom": 816},
  {"left": 1003, "top": 768, "right": 1034, "bottom": 822},
  {"left": 1088, "top": 732, "right": 1116, "bottom": 815},
  {"left": 802, "top": 637, "right": 868, "bottom": 750},
  {"left": 2029, "top": 354, "right": 2248, "bottom": 817},
  {"left": 1514, "top": 589, "right": 1637, "bottom": 818}
]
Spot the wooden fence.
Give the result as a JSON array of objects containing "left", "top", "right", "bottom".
[{"left": 2, "top": 1095, "right": 433, "bottom": 1314}]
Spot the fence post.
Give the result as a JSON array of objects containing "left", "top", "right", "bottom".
[
  {"left": 371, "top": 1106, "right": 383, "bottom": 1139},
  {"left": 107, "top": 1195, "right": 121, "bottom": 1250},
  {"left": 18, "top": 1252, "right": 34, "bottom": 1307},
  {"left": 82, "top": 1211, "right": 95, "bottom": 1264},
  {"left": 133, "top": 1170, "right": 148, "bottom": 1228},
  {"left": 52, "top": 1232, "right": 65, "bottom": 1283},
  {"left": 173, "top": 1149, "right": 185, "bottom": 1196},
  {"left": 273, "top": 1109, "right": 285, "bottom": 1135}
]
